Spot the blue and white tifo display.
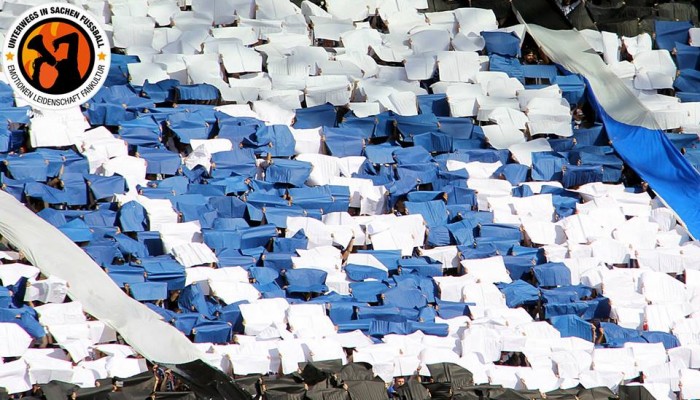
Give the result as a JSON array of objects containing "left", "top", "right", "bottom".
[{"left": 0, "top": 0, "right": 698, "bottom": 399}]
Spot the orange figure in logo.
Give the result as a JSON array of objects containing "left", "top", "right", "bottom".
[{"left": 20, "top": 21, "right": 92, "bottom": 95}]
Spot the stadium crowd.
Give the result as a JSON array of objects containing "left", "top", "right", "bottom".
[{"left": 0, "top": 0, "right": 699, "bottom": 399}]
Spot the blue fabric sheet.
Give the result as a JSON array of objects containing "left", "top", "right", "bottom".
[
  {"left": 356, "top": 305, "right": 409, "bottom": 322},
  {"left": 382, "top": 287, "right": 428, "bottom": 309},
  {"left": 179, "top": 283, "right": 213, "bottom": 317},
  {"left": 0, "top": 287, "right": 12, "bottom": 308},
  {"left": 482, "top": 31, "right": 521, "bottom": 57},
  {"left": 489, "top": 55, "right": 524, "bottom": 82},
  {"left": 118, "top": 116, "right": 161, "bottom": 147},
  {"left": 545, "top": 302, "right": 589, "bottom": 318},
  {"left": 323, "top": 127, "right": 366, "bottom": 157},
  {"left": 399, "top": 257, "right": 443, "bottom": 277},
  {"left": 58, "top": 218, "right": 94, "bottom": 242},
  {"left": 5, "top": 153, "right": 49, "bottom": 181},
  {"left": 137, "top": 147, "right": 182, "bottom": 175},
  {"left": 172, "top": 313, "right": 199, "bottom": 335},
  {"left": 0, "top": 128, "right": 23, "bottom": 153},
  {"left": 675, "top": 69, "right": 700, "bottom": 93},
  {"left": 522, "top": 64, "right": 558, "bottom": 82},
  {"left": 219, "top": 301, "right": 247, "bottom": 332},
  {"left": 600, "top": 322, "right": 641, "bottom": 342},
  {"left": 677, "top": 92, "right": 700, "bottom": 103},
  {"left": 395, "top": 114, "right": 439, "bottom": 141},
  {"left": 327, "top": 302, "right": 360, "bottom": 323},
  {"left": 418, "top": 94, "right": 450, "bottom": 117},
  {"left": 0, "top": 107, "right": 31, "bottom": 124},
  {"left": 86, "top": 174, "right": 127, "bottom": 199},
  {"left": 117, "top": 201, "right": 148, "bottom": 232},
  {"left": 550, "top": 315, "right": 593, "bottom": 341},
  {"left": 350, "top": 281, "right": 388, "bottom": 303},
  {"left": 113, "top": 233, "right": 148, "bottom": 258},
  {"left": 501, "top": 255, "right": 535, "bottom": 280},
  {"left": 572, "top": 123, "right": 606, "bottom": 146},
  {"left": 357, "top": 250, "right": 401, "bottom": 272},
  {"left": 107, "top": 265, "right": 146, "bottom": 287},
  {"left": 533, "top": 262, "right": 571, "bottom": 287},
  {"left": 437, "top": 117, "right": 475, "bottom": 138},
  {"left": 265, "top": 159, "right": 312, "bottom": 187},
  {"left": 553, "top": 75, "right": 586, "bottom": 105},
  {"left": 405, "top": 200, "right": 448, "bottom": 228},
  {"left": 129, "top": 282, "right": 168, "bottom": 301},
  {"left": 294, "top": 103, "right": 336, "bottom": 129},
  {"left": 176, "top": 84, "right": 219, "bottom": 101},
  {"left": 495, "top": 164, "right": 530, "bottom": 185},
  {"left": 580, "top": 297, "right": 611, "bottom": 320},
  {"left": 59, "top": 173, "right": 88, "bottom": 206},
  {"left": 413, "top": 131, "right": 453, "bottom": 153},
  {"left": 479, "top": 223, "right": 521, "bottom": 241},
  {"left": 344, "top": 264, "right": 388, "bottom": 282},
  {"left": 285, "top": 268, "right": 328, "bottom": 293},
  {"left": 640, "top": 331, "right": 680, "bottom": 349},
  {"left": 0, "top": 307, "right": 46, "bottom": 338},
  {"left": 84, "top": 244, "right": 121, "bottom": 266},
  {"left": 24, "top": 182, "right": 67, "bottom": 205},
  {"left": 435, "top": 299, "right": 472, "bottom": 319},
  {"left": 675, "top": 42, "right": 700, "bottom": 71},
  {"left": 561, "top": 164, "right": 604, "bottom": 188},
  {"left": 654, "top": 20, "right": 692, "bottom": 51},
  {"left": 141, "top": 257, "right": 186, "bottom": 290},
  {"left": 665, "top": 133, "right": 699, "bottom": 151},
  {"left": 532, "top": 151, "right": 568, "bottom": 181},
  {"left": 141, "top": 79, "right": 178, "bottom": 103},
  {"left": 247, "top": 125, "right": 296, "bottom": 157},
  {"left": 498, "top": 280, "right": 540, "bottom": 308},
  {"left": 193, "top": 320, "right": 232, "bottom": 344}
]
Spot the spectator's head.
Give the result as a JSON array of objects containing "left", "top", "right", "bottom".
[
  {"left": 395, "top": 376, "right": 406, "bottom": 387},
  {"left": 523, "top": 49, "right": 538, "bottom": 64}
]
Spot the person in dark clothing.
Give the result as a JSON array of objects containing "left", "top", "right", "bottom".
[
  {"left": 591, "top": 319, "right": 606, "bottom": 344},
  {"left": 29, "top": 32, "right": 83, "bottom": 94},
  {"left": 523, "top": 48, "right": 540, "bottom": 65},
  {"left": 49, "top": 32, "right": 82, "bottom": 94},
  {"left": 388, "top": 376, "right": 406, "bottom": 398}
]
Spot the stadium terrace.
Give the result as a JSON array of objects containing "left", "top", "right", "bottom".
[{"left": 0, "top": 0, "right": 698, "bottom": 399}]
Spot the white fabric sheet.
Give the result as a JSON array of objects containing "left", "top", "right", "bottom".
[
  {"left": 460, "top": 256, "right": 512, "bottom": 284},
  {"left": 172, "top": 242, "right": 218, "bottom": 267},
  {"left": 25, "top": 276, "right": 68, "bottom": 304},
  {"left": 454, "top": 8, "right": 497, "bottom": 36},
  {"left": 438, "top": 51, "right": 480, "bottom": 83},
  {"left": 239, "top": 298, "right": 289, "bottom": 336},
  {"left": 0, "top": 323, "right": 31, "bottom": 358},
  {"left": 681, "top": 368, "right": 700, "bottom": 399},
  {"left": 30, "top": 107, "right": 90, "bottom": 148},
  {"left": 508, "top": 138, "right": 552, "bottom": 167},
  {"left": 482, "top": 124, "right": 526, "bottom": 150},
  {"left": 0, "top": 360, "right": 31, "bottom": 394}
]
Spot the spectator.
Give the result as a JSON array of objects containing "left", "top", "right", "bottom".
[
  {"left": 558, "top": 0, "right": 582, "bottom": 16},
  {"left": 388, "top": 376, "right": 406, "bottom": 398},
  {"left": 523, "top": 49, "right": 540, "bottom": 65},
  {"left": 591, "top": 319, "right": 605, "bottom": 344},
  {"left": 573, "top": 107, "right": 585, "bottom": 129}
]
